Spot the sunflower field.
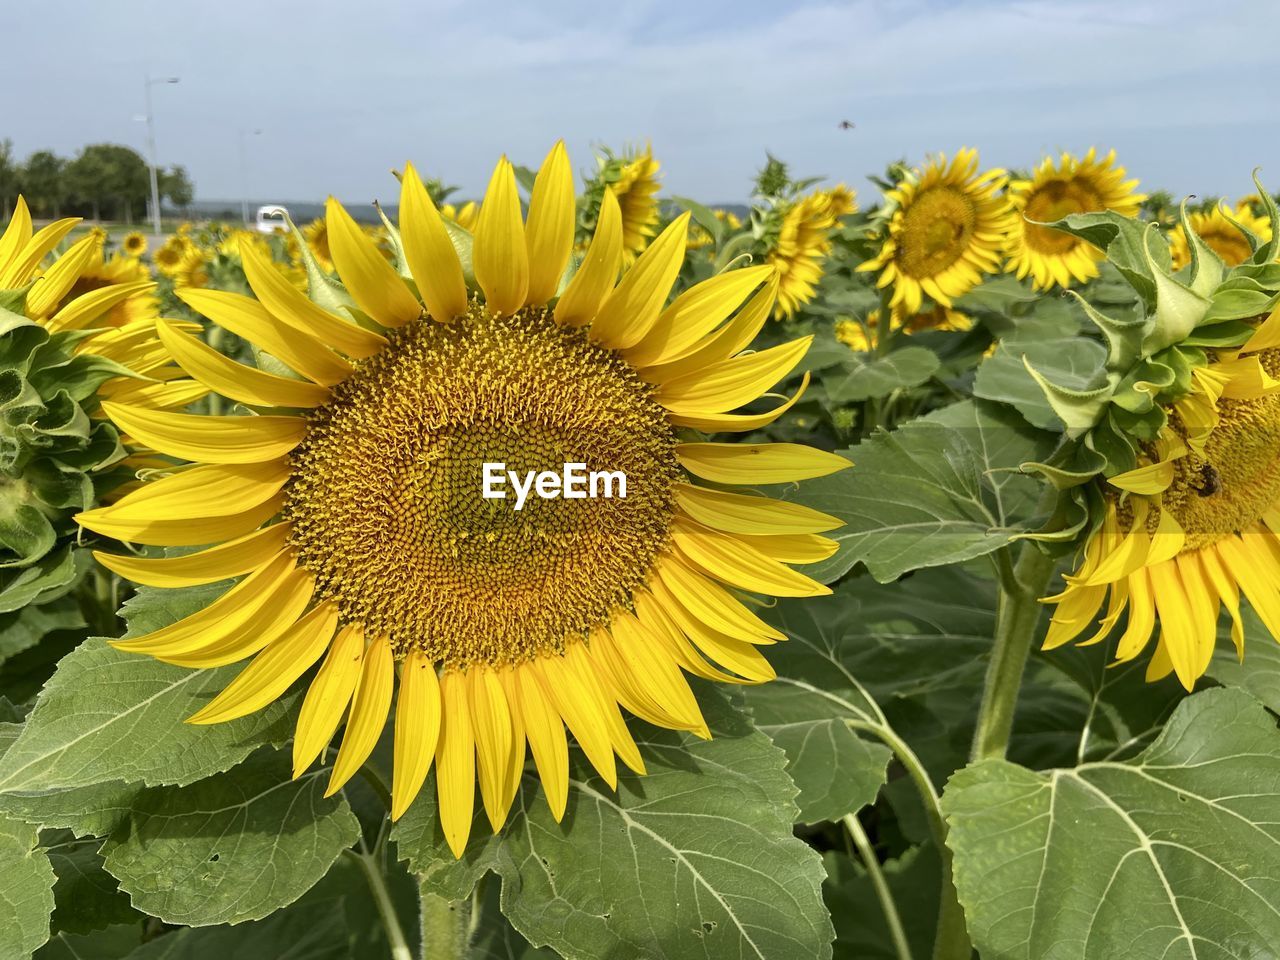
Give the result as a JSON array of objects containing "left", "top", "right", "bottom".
[{"left": 2, "top": 142, "right": 1279, "bottom": 960}]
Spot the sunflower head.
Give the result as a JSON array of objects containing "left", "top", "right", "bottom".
[
  {"left": 834, "top": 304, "right": 971, "bottom": 353},
  {"left": 766, "top": 185, "right": 857, "bottom": 319},
  {"left": 301, "top": 218, "right": 334, "bottom": 272},
  {"left": 858, "top": 148, "right": 1013, "bottom": 315},
  {"left": 78, "top": 143, "right": 850, "bottom": 857},
  {"left": 122, "top": 232, "right": 148, "bottom": 257},
  {"left": 1025, "top": 181, "right": 1280, "bottom": 689},
  {"left": 582, "top": 145, "right": 662, "bottom": 262},
  {"left": 1004, "top": 148, "right": 1145, "bottom": 290},
  {"left": 0, "top": 198, "right": 202, "bottom": 573},
  {"left": 1169, "top": 202, "right": 1274, "bottom": 271}
]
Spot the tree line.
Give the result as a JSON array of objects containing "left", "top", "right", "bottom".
[{"left": 0, "top": 140, "right": 194, "bottom": 222}]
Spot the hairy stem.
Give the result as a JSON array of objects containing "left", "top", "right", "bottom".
[
  {"left": 970, "top": 542, "right": 1056, "bottom": 761},
  {"left": 843, "top": 814, "right": 913, "bottom": 960},
  {"left": 419, "top": 890, "right": 472, "bottom": 960},
  {"left": 348, "top": 849, "right": 413, "bottom": 960}
]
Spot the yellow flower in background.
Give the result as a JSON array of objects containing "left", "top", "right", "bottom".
[
  {"left": 687, "top": 209, "right": 744, "bottom": 252},
  {"left": 302, "top": 217, "right": 334, "bottom": 272},
  {"left": 768, "top": 185, "right": 856, "bottom": 319},
  {"left": 610, "top": 147, "right": 662, "bottom": 260},
  {"left": 1005, "top": 148, "right": 1144, "bottom": 290},
  {"left": 78, "top": 143, "right": 849, "bottom": 858},
  {"left": 834, "top": 304, "right": 971, "bottom": 353},
  {"left": 217, "top": 228, "right": 271, "bottom": 262},
  {"left": 860, "top": 149, "right": 1012, "bottom": 316},
  {"left": 154, "top": 235, "right": 192, "bottom": 276},
  {"left": 1169, "top": 203, "right": 1273, "bottom": 270},
  {"left": 122, "top": 232, "right": 148, "bottom": 257},
  {"left": 442, "top": 201, "right": 479, "bottom": 231},
  {"left": 171, "top": 247, "right": 210, "bottom": 289},
  {"left": 1044, "top": 311, "right": 1280, "bottom": 689},
  {"left": 49, "top": 243, "right": 159, "bottom": 329}
]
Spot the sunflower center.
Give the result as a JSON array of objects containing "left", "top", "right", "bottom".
[
  {"left": 1159, "top": 350, "right": 1280, "bottom": 551},
  {"left": 897, "top": 186, "right": 976, "bottom": 278},
  {"left": 281, "top": 305, "right": 681, "bottom": 669},
  {"left": 1023, "top": 179, "right": 1103, "bottom": 255}
]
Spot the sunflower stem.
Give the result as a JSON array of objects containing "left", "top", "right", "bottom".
[
  {"left": 349, "top": 848, "right": 413, "bottom": 960},
  {"left": 419, "top": 890, "right": 472, "bottom": 960},
  {"left": 845, "top": 720, "right": 968, "bottom": 960},
  {"left": 842, "top": 814, "right": 913, "bottom": 960},
  {"left": 971, "top": 541, "right": 1056, "bottom": 761}
]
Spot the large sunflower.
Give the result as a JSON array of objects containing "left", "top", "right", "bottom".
[
  {"left": 77, "top": 144, "right": 849, "bottom": 857},
  {"left": 768, "top": 186, "right": 856, "bottom": 319},
  {"left": 859, "top": 149, "right": 1013, "bottom": 315},
  {"left": 1037, "top": 195, "right": 1280, "bottom": 689},
  {"left": 1005, "top": 148, "right": 1144, "bottom": 290},
  {"left": 1169, "top": 202, "right": 1273, "bottom": 271}
]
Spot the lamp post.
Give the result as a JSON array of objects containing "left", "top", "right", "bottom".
[
  {"left": 144, "top": 74, "right": 180, "bottom": 236},
  {"left": 239, "top": 128, "right": 263, "bottom": 226}
]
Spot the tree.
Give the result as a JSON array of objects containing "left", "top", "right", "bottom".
[
  {"left": 160, "top": 164, "right": 194, "bottom": 212},
  {"left": 20, "top": 151, "right": 68, "bottom": 218},
  {"left": 0, "top": 139, "right": 18, "bottom": 219},
  {"left": 65, "top": 144, "right": 149, "bottom": 222}
]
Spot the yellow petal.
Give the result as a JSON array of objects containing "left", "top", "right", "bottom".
[
  {"left": 436, "top": 671, "right": 476, "bottom": 859},
  {"left": 674, "top": 483, "right": 840, "bottom": 535},
  {"left": 26, "top": 235, "right": 101, "bottom": 317},
  {"left": 472, "top": 157, "right": 528, "bottom": 316},
  {"left": 677, "top": 442, "right": 851, "bottom": 485},
  {"left": 327, "top": 634, "right": 395, "bottom": 796},
  {"left": 640, "top": 276, "right": 780, "bottom": 383},
  {"left": 1108, "top": 461, "right": 1175, "bottom": 495},
  {"left": 400, "top": 162, "right": 469, "bottom": 323},
  {"left": 94, "top": 524, "right": 292, "bottom": 588},
  {"left": 47, "top": 281, "right": 156, "bottom": 334},
  {"left": 157, "top": 319, "right": 330, "bottom": 409},
  {"left": 658, "top": 337, "right": 811, "bottom": 414},
  {"left": 239, "top": 238, "right": 387, "bottom": 357},
  {"left": 626, "top": 266, "right": 775, "bottom": 368},
  {"left": 524, "top": 141, "right": 575, "bottom": 307},
  {"left": 608, "top": 613, "right": 707, "bottom": 736},
  {"left": 176, "top": 287, "right": 352, "bottom": 386},
  {"left": 669, "top": 373, "right": 812, "bottom": 433},
  {"left": 672, "top": 524, "right": 830, "bottom": 597},
  {"left": 326, "top": 196, "right": 422, "bottom": 327},
  {"left": 78, "top": 496, "right": 280, "bottom": 548},
  {"left": 654, "top": 555, "right": 785, "bottom": 641},
  {"left": 467, "top": 667, "right": 516, "bottom": 831},
  {"left": 0, "top": 217, "right": 79, "bottom": 287},
  {"left": 188, "top": 602, "right": 338, "bottom": 724},
  {"left": 730, "top": 531, "right": 839, "bottom": 565},
  {"left": 391, "top": 649, "right": 442, "bottom": 820},
  {"left": 1113, "top": 568, "right": 1156, "bottom": 662},
  {"left": 102, "top": 402, "right": 306, "bottom": 465},
  {"left": 0, "top": 196, "right": 33, "bottom": 270},
  {"left": 514, "top": 663, "right": 569, "bottom": 821},
  {"left": 536, "top": 651, "right": 617, "bottom": 787},
  {"left": 555, "top": 189, "right": 622, "bottom": 328},
  {"left": 633, "top": 587, "right": 743, "bottom": 685},
  {"left": 647, "top": 576, "right": 776, "bottom": 683},
  {"left": 293, "top": 624, "right": 365, "bottom": 776},
  {"left": 589, "top": 213, "right": 691, "bottom": 350}
]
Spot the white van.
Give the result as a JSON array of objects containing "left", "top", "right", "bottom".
[{"left": 255, "top": 205, "right": 289, "bottom": 234}]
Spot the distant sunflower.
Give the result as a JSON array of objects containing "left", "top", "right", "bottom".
[
  {"left": 1169, "top": 203, "right": 1273, "bottom": 270},
  {"left": 768, "top": 186, "right": 856, "bottom": 319},
  {"left": 442, "top": 201, "right": 479, "bottom": 231},
  {"left": 610, "top": 147, "right": 662, "bottom": 260},
  {"left": 859, "top": 149, "right": 1013, "bottom": 315},
  {"left": 834, "top": 304, "right": 971, "bottom": 353},
  {"left": 79, "top": 144, "right": 848, "bottom": 857},
  {"left": 171, "top": 248, "right": 210, "bottom": 289},
  {"left": 302, "top": 218, "right": 334, "bottom": 272},
  {"left": 49, "top": 243, "right": 159, "bottom": 329},
  {"left": 153, "top": 235, "right": 191, "bottom": 276},
  {"left": 1005, "top": 148, "right": 1144, "bottom": 290},
  {"left": 122, "top": 231, "right": 148, "bottom": 257}
]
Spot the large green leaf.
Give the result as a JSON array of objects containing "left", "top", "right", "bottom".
[
  {"left": 0, "top": 596, "right": 84, "bottom": 666},
  {"left": 974, "top": 338, "right": 1108, "bottom": 431},
  {"left": 823, "top": 843, "right": 941, "bottom": 960},
  {"left": 1208, "top": 605, "right": 1280, "bottom": 713},
  {"left": 394, "top": 690, "right": 835, "bottom": 960},
  {"left": 46, "top": 836, "right": 137, "bottom": 935},
  {"left": 100, "top": 750, "right": 359, "bottom": 926},
  {"left": 0, "top": 813, "right": 56, "bottom": 959},
  {"left": 0, "top": 582, "right": 301, "bottom": 793},
  {"left": 785, "top": 400, "right": 1056, "bottom": 582},
  {"left": 825, "top": 346, "right": 940, "bottom": 403},
  {"left": 943, "top": 688, "right": 1280, "bottom": 959}
]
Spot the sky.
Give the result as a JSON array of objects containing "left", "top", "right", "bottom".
[{"left": 5, "top": 0, "right": 1278, "bottom": 208}]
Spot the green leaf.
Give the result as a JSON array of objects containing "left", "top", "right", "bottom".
[
  {"left": 824, "top": 843, "right": 941, "bottom": 960},
  {"left": 825, "top": 346, "right": 940, "bottom": 403},
  {"left": 47, "top": 836, "right": 137, "bottom": 935},
  {"left": 784, "top": 400, "right": 1057, "bottom": 582},
  {"left": 0, "top": 596, "right": 84, "bottom": 666},
  {"left": 37, "top": 924, "right": 142, "bottom": 960},
  {"left": 0, "top": 583, "right": 302, "bottom": 793},
  {"left": 0, "top": 813, "right": 56, "bottom": 959},
  {"left": 394, "top": 689, "right": 835, "bottom": 960},
  {"left": 470, "top": 878, "right": 557, "bottom": 960},
  {"left": 974, "top": 338, "right": 1108, "bottom": 431},
  {"left": 1207, "top": 605, "right": 1280, "bottom": 714},
  {"left": 125, "top": 898, "right": 350, "bottom": 960},
  {"left": 100, "top": 750, "right": 359, "bottom": 926},
  {"left": 943, "top": 687, "right": 1280, "bottom": 959}
]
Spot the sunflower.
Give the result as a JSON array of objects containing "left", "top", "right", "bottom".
[
  {"left": 442, "top": 201, "right": 479, "bottom": 232},
  {"left": 46, "top": 243, "right": 159, "bottom": 329},
  {"left": 1037, "top": 195, "right": 1280, "bottom": 689},
  {"left": 171, "top": 247, "right": 210, "bottom": 289},
  {"left": 302, "top": 218, "right": 334, "bottom": 272},
  {"left": 1005, "top": 148, "right": 1144, "bottom": 290},
  {"left": 153, "top": 235, "right": 192, "bottom": 276},
  {"left": 122, "top": 231, "right": 148, "bottom": 257},
  {"left": 608, "top": 147, "right": 662, "bottom": 260},
  {"left": 77, "top": 143, "right": 849, "bottom": 858},
  {"left": 1169, "top": 202, "right": 1273, "bottom": 271},
  {"left": 859, "top": 149, "right": 1012, "bottom": 315},
  {"left": 768, "top": 186, "right": 856, "bottom": 319},
  {"left": 834, "top": 304, "right": 970, "bottom": 353}
]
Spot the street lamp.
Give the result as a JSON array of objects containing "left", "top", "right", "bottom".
[
  {"left": 239, "top": 128, "right": 263, "bottom": 226},
  {"left": 144, "top": 74, "right": 180, "bottom": 236}
]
